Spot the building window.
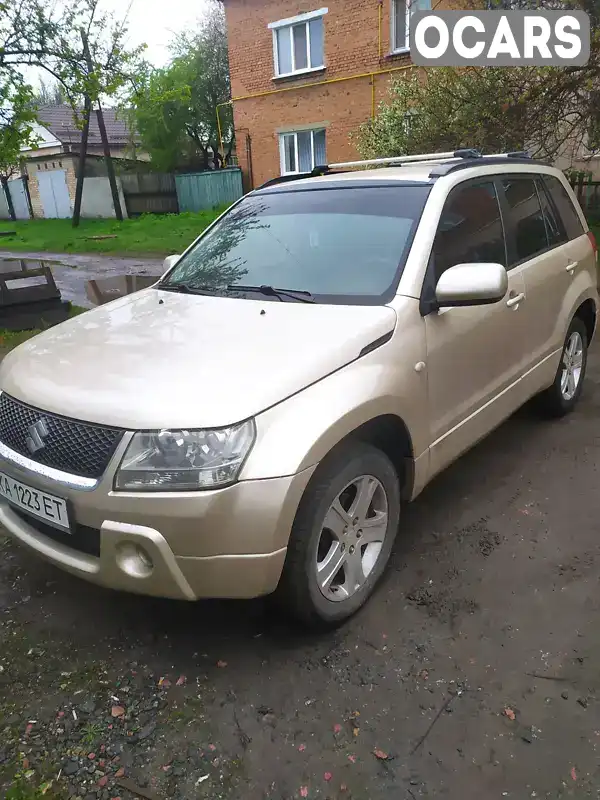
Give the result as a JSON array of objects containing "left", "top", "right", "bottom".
[
  {"left": 269, "top": 8, "right": 327, "bottom": 78},
  {"left": 392, "top": 0, "right": 431, "bottom": 53},
  {"left": 279, "top": 129, "right": 327, "bottom": 175}
]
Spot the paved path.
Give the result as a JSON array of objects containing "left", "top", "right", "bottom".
[{"left": 0, "top": 250, "right": 165, "bottom": 308}]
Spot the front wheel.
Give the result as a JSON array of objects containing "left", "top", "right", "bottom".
[
  {"left": 535, "top": 317, "right": 588, "bottom": 417},
  {"left": 275, "top": 441, "right": 401, "bottom": 628}
]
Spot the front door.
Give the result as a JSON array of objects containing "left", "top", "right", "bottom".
[{"left": 424, "top": 179, "right": 528, "bottom": 478}]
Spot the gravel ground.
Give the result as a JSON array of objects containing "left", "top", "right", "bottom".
[{"left": 2, "top": 344, "right": 600, "bottom": 799}]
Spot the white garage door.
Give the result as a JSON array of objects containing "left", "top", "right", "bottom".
[
  {"left": 37, "top": 170, "right": 71, "bottom": 219},
  {"left": 8, "top": 178, "right": 30, "bottom": 220}
]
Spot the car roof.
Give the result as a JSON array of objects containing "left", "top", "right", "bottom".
[{"left": 255, "top": 160, "right": 563, "bottom": 196}]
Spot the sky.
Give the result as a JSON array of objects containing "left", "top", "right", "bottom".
[
  {"left": 25, "top": 0, "right": 209, "bottom": 88},
  {"left": 105, "top": 0, "right": 210, "bottom": 66}
]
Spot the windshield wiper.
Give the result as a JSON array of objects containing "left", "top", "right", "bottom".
[
  {"left": 157, "top": 282, "right": 217, "bottom": 296},
  {"left": 227, "top": 284, "right": 315, "bottom": 303}
]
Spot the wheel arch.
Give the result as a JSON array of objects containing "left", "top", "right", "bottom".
[{"left": 574, "top": 298, "right": 597, "bottom": 344}]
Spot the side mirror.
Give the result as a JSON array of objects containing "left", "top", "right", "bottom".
[
  {"left": 435, "top": 263, "right": 508, "bottom": 308},
  {"left": 163, "top": 254, "right": 181, "bottom": 272}
]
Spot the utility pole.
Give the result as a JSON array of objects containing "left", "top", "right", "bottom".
[
  {"left": 81, "top": 29, "right": 123, "bottom": 222},
  {"left": 72, "top": 92, "right": 91, "bottom": 228}
]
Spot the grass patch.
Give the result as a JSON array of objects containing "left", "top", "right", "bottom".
[
  {"left": 80, "top": 721, "right": 104, "bottom": 747},
  {"left": 0, "top": 209, "right": 226, "bottom": 257}
]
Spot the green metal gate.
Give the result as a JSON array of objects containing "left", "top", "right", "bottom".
[{"left": 175, "top": 168, "right": 243, "bottom": 213}]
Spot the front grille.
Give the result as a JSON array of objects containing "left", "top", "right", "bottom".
[
  {"left": 11, "top": 507, "right": 100, "bottom": 557},
  {"left": 0, "top": 393, "right": 123, "bottom": 479}
]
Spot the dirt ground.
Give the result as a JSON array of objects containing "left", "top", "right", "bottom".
[{"left": 2, "top": 346, "right": 600, "bottom": 800}]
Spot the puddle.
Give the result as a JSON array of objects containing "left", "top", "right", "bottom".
[
  {"left": 85, "top": 275, "right": 158, "bottom": 306},
  {"left": 0, "top": 257, "right": 163, "bottom": 310}
]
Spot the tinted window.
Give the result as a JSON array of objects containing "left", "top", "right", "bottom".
[
  {"left": 432, "top": 181, "right": 506, "bottom": 280},
  {"left": 161, "top": 185, "right": 431, "bottom": 304},
  {"left": 543, "top": 175, "right": 585, "bottom": 240},
  {"left": 501, "top": 178, "right": 548, "bottom": 263},
  {"left": 536, "top": 178, "right": 567, "bottom": 246}
]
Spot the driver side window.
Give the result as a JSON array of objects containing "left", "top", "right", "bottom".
[{"left": 432, "top": 181, "right": 507, "bottom": 282}]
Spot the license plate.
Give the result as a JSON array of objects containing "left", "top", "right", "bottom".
[{"left": 0, "top": 472, "right": 70, "bottom": 531}]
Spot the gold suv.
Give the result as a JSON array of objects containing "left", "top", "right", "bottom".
[{"left": 0, "top": 150, "right": 597, "bottom": 627}]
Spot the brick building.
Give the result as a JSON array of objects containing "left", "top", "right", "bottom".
[{"left": 223, "top": 0, "right": 436, "bottom": 189}]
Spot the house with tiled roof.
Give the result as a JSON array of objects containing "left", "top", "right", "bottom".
[{"left": 21, "top": 105, "right": 147, "bottom": 218}]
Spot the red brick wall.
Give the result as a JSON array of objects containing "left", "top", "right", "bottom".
[{"left": 224, "top": 0, "right": 415, "bottom": 188}]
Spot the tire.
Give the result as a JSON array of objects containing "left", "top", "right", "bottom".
[
  {"left": 535, "top": 316, "right": 588, "bottom": 417},
  {"left": 275, "top": 441, "right": 401, "bottom": 628}
]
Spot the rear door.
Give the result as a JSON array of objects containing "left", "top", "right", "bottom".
[
  {"left": 542, "top": 174, "right": 596, "bottom": 294},
  {"left": 424, "top": 179, "right": 528, "bottom": 476},
  {"left": 497, "top": 175, "right": 570, "bottom": 377}
]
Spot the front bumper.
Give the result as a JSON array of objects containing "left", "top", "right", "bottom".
[{"left": 0, "top": 445, "right": 315, "bottom": 600}]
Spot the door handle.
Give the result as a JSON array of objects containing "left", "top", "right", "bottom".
[
  {"left": 566, "top": 261, "right": 578, "bottom": 274},
  {"left": 506, "top": 292, "right": 525, "bottom": 308}
]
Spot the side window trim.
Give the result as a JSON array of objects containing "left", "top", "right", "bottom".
[{"left": 419, "top": 176, "right": 507, "bottom": 316}]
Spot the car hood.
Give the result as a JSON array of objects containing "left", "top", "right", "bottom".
[{"left": 0, "top": 289, "right": 397, "bottom": 429}]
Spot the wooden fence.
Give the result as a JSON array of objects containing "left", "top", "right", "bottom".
[
  {"left": 568, "top": 176, "right": 600, "bottom": 217},
  {"left": 120, "top": 173, "right": 179, "bottom": 216},
  {"left": 118, "top": 168, "right": 243, "bottom": 216}
]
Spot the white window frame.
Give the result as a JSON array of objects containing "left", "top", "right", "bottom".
[
  {"left": 269, "top": 8, "right": 328, "bottom": 79},
  {"left": 279, "top": 128, "right": 326, "bottom": 176},
  {"left": 391, "top": 0, "right": 412, "bottom": 54}
]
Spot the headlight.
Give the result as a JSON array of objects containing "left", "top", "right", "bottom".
[{"left": 114, "top": 420, "right": 255, "bottom": 491}]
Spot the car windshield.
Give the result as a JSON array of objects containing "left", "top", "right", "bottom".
[{"left": 159, "top": 184, "right": 431, "bottom": 304}]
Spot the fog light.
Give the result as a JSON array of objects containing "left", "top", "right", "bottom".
[{"left": 116, "top": 542, "right": 154, "bottom": 579}]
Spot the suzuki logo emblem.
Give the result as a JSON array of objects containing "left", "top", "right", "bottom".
[{"left": 26, "top": 419, "right": 49, "bottom": 454}]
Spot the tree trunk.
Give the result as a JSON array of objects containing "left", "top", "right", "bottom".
[
  {"left": 81, "top": 29, "right": 123, "bottom": 221},
  {"left": 225, "top": 136, "right": 235, "bottom": 166},
  {"left": 96, "top": 103, "right": 124, "bottom": 221},
  {"left": 72, "top": 92, "right": 92, "bottom": 228},
  {"left": 1, "top": 177, "right": 16, "bottom": 222},
  {"left": 201, "top": 147, "right": 210, "bottom": 171},
  {"left": 212, "top": 146, "right": 223, "bottom": 170}
]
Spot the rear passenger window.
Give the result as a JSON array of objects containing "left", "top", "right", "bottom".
[
  {"left": 432, "top": 181, "right": 506, "bottom": 280},
  {"left": 542, "top": 175, "right": 585, "bottom": 240},
  {"left": 536, "top": 178, "right": 567, "bottom": 246},
  {"left": 501, "top": 178, "right": 548, "bottom": 263}
]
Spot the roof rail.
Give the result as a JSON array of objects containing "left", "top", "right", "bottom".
[
  {"left": 429, "top": 151, "right": 539, "bottom": 177},
  {"left": 256, "top": 165, "right": 332, "bottom": 190},
  {"left": 256, "top": 149, "right": 535, "bottom": 190},
  {"left": 327, "top": 149, "right": 482, "bottom": 170}
]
